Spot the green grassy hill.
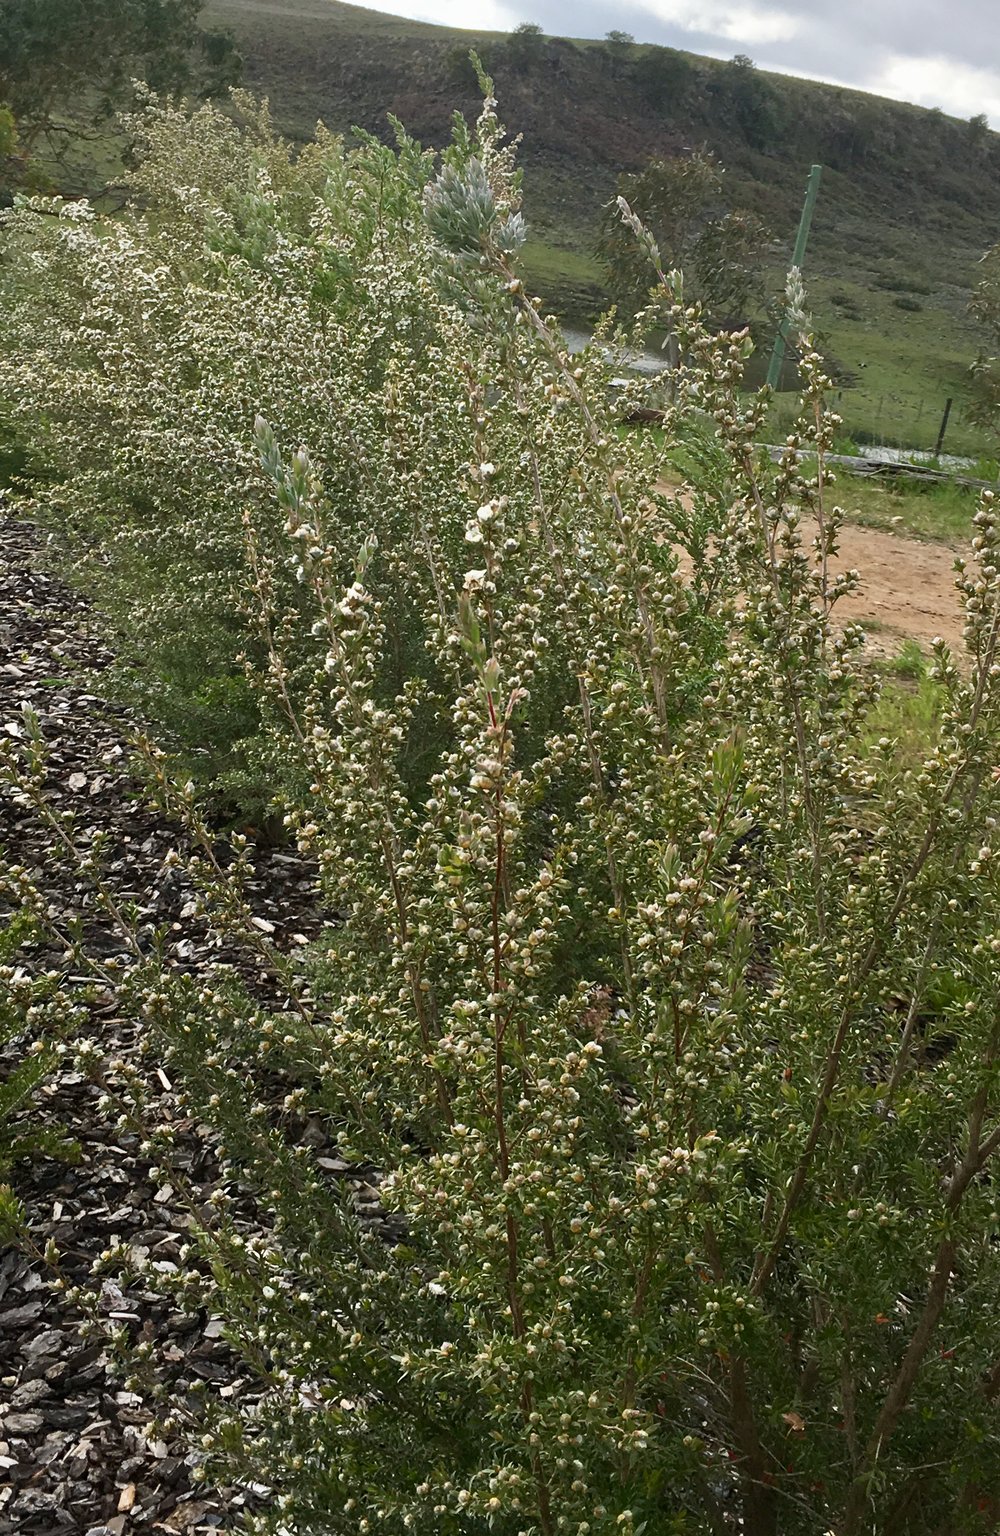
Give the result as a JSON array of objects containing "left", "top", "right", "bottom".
[{"left": 207, "top": 1, "right": 1000, "bottom": 453}]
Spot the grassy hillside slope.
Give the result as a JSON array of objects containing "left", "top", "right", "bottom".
[{"left": 208, "top": 1, "right": 1000, "bottom": 452}]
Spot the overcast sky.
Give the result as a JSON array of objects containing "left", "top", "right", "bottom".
[{"left": 365, "top": 0, "right": 1000, "bottom": 125}]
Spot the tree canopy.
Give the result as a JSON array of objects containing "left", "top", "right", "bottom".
[
  {"left": 598, "top": 150, "right": 770, "bottom": 326},
  {"left": 0, "top": 0, "right": 238, "bottom": 156},
  {"left": 504, "top": 21, "right": 545, "bottom": 73}
]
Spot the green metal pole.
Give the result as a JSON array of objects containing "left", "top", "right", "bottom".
[{"left": 766, "top": 162, "right": 823, "bottom": 393}]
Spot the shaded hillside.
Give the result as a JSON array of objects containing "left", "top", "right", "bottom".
[{"left": 209, "top": 0, "right": 1000, "bottom": 452}]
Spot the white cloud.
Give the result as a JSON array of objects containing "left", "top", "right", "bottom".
[
  {"left": 870, "top": 53, "right": 1000, "bottom": 126},
  {"left": 641, "top": 0, "right": 801, "bottom": 46}
]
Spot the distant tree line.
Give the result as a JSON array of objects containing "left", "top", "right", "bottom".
[{"left": 446, "top": 22, "right": 999, "bottom": 182}]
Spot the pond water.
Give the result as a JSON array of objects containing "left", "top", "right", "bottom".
[
  {"left": 562, "top": 325, "right": 670, "bottom": 377},
  {"left": 856, "top": 445, "right": 974, "bottom": 471}
]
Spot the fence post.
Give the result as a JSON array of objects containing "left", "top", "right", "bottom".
[
  {"left": 934, "top": 398, "right": 953, "bottom": 459},
  {"left": 766, "top": 164, "right": 823, "bottom": 393}
]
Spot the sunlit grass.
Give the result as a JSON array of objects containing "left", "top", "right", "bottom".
[
  {"left": 862, "top": 640, "right": 944, "bottom": 773},
  {"left": 829, "top": 472, "right": 981, "bottom": 543}
]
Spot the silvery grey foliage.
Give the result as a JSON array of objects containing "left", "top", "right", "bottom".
[
  {"left": 495, "top": 208, "right": 527, "bottom": 253},
  {"left": 423, "top": 157, "right": 497, "bottom": 253},
  {"left": 784, "top": 263, "right": 811, "bottom": 339},
  {"left": 424, "top": 155, "right": 526, "bottom": 257}
]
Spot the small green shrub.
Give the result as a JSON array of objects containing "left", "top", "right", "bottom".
[
  {"left": 830, "top": 291, "right": 864, "bottom": 321},
  {"left": 862, "top": 668, "right": 943, "bottom": 777},
  {"left": 874, "top": 272, "right": 932, "bottom": 296},
  {"left": 886, "top": 637, "right": 927, "bottom": 682},
  {"left": 503, "top": 22, "right": 545, "bottom": 74},
  {"left": 444, "top": 43, "right": 484, "bottom": 91}
]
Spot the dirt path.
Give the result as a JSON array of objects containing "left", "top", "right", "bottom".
[
  {"left": 800, "top": 516, "right": 967, "bottom": 659},
  {"left": 662, "top": 476, "right": 970, "bottom": 659}
]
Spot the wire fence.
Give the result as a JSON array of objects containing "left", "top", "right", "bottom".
[{"left": 768, "top": 390, "right": 993, "bottom": 466}]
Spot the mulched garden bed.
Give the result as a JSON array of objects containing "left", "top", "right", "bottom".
[{"left": 0, "top": 518, "right": 331, "bottom": 1534}]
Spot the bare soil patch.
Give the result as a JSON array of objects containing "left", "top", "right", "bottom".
[
  {"left": 662, "top": 475, "right": 969, "bottom": 659},
  {"left": 801, "top": 516, "right": 967, "bottom": 659}
]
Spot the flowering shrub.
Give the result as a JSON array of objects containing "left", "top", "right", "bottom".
[
  {"left": 6, "top": 82, "right": 1000, "bottom": 1536},
  {"left": 0, "top": 88, "right": 570, "bottom": 816}
]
